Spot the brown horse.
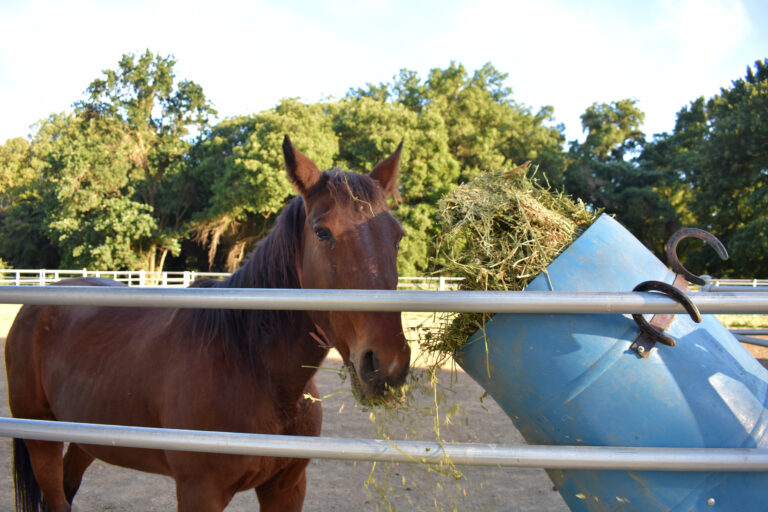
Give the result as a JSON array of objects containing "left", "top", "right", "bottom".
[{"left": 5, "top": 136, "right": 411, "bottom": 512}]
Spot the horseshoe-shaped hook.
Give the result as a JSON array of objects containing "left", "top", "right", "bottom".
[
  {"left": 632, "top": 281, "right": 702, "bottom": 347},
  {"left": 665, "top": 228, "right": 728, "bottom": 286}
]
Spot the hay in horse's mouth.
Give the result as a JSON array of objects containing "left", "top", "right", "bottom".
[{"left": 345, "top": 362, "right": 405, "bottom": 407}]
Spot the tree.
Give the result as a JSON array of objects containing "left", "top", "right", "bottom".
[
  {"left": 334, "top": 96, "right": 461, "bottom": 275},
  {"left": 185, "top": 99, "right": 338, "bottom": 270},
  {"left": 0, "top": 135, "right": 59, "bottom": 268},
  {"left": 0, "top": 138, "right": 35, "bottom": 212},
  {"left": 671, "top": 59, "right": 768, "bottom": 276},
  {"left": 399, "top": 62, "right": 566, "bottom": 185},
  {"left": 577, "top": 99, "right": 645, "bottom": 162},
  {"left": 344, "top": 62, "right": 567, "bottom": 273},
  {"left": 35, "top": 113, "right": 159, "bottom": 269},
  {"left": 565, "top": 99, "right": 680, "bottom": 254},
  {"left": 74, "top": 50, "right": 216, "bottom": 271}
]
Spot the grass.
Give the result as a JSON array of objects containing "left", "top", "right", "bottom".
[{"left": 717, "top": 314, "right": 768, "bottom": 329}]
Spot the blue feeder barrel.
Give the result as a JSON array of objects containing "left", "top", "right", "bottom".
[{"left": 455, "top": 214, "right": 768, "bottom": 511}]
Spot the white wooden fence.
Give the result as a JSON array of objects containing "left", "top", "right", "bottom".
[
  {"left": 0, "top": 269, "right": 463, "bottom": 290},
  {"left": 700, "top": 276, "right": 768, "bottom": 293}
]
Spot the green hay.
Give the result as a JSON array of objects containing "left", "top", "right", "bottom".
[{"left": 427, "top": 163, "right": 600, "bottom": 357}]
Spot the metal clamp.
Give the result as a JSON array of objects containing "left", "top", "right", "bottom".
[{"left": 630, "top": 280, "right": 702, "bottom": 358}]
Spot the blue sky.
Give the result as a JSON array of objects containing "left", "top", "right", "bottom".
[{"left": 1, "top": 0, "right": 766, "bottom": 144}]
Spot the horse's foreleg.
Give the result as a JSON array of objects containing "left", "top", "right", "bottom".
[
  {"left": 62, "top": 444, "right": 94, "bottom": 504},
  {"left": 256, "top": 464, "right": 308, "bottom": 512},
  {"left": 23, "top": 439, "right": 71, "bottom": 512}
]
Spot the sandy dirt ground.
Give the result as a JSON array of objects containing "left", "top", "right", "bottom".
[{"left": 1, "top": 304, "right": 766, "bottom": 511}]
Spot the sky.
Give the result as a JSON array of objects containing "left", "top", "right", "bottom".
[{"left": 1, "top": 0, "right": 766, "bottom": 145}]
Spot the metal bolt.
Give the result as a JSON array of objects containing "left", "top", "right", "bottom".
[
  {"left": 637, "top": 346, "right": 645, "bottom": 353},
  {"left": 707, "top": 497, "right": 716, "bottom": 507}
]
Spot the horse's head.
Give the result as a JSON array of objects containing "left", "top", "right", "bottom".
[{"left": 283, "top": 135, "right": 410, "bottom": 400}]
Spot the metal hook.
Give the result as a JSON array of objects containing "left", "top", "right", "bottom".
[
  {"left": 665, "top": 228, "right": 728, "bottom": 286},
  {"left": 631, "top": 280, "right": 702, "bottom": 348}
]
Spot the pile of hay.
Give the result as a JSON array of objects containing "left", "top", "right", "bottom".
[{"left": 426, "top": 163, "right": 600, "bottom": 356}]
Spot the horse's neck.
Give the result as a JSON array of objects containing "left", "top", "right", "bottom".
[
  {"left": 265, "top": 315, "right": 330, "bottom": 403},
  {"left": 219, "top": 224, "right": 329, "bottom": 404}
]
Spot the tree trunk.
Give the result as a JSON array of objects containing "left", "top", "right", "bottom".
[{"left": 157, "top": 248, "right": 169, "bottom": 274}]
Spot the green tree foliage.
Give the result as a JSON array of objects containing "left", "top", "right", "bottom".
[
  {"left": 0, "top": 135, "right": 60, "bottom": 267},
  {"left": 0, "top": 51, "right": 216, "bottom": 271},
  {"left": 334, "top": 96, "right": 460, "bottom": 275},
  {"left": 0, "top": 137, "right": 35, "bottom": 211},
  {"left": 656, "top": 59, "right": 768, "bottom": 276},
  {"left": 578, "top": 99, "right": 645, "bottom": 162},
  {"left": 73, "top": 50, "right": 217, "bottom": 271},
  {"left": 355, "top": 62, "right": 566, "bottom": 185},
  {"left": 342, "top": 62, "right": 565, "bottom": 274},
  {"left": 38, "top": 113, "right": 159, "bottom": 269},
  {"left": 565, "top": 99, "right": 680, "bottom": 254},
  {"left": 185, "top": 100, "right": 338, "bottom": 270},
  {"left": 3, "top": 53, "right": 764, "bottom": 278}
]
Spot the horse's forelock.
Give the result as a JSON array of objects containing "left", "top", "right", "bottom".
[{"left": 324, "top": 169, "right": 386, "bottom": 209}]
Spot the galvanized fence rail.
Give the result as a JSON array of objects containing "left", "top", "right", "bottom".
[
  {"left": 1, "top": 286, "right": 768, "bottom": 314},
  {"left": 1, "top": 285, "right": 767, "bottom": 471},
  {"left": 1, "top": 418, "right": 766, "bottom": 472}
]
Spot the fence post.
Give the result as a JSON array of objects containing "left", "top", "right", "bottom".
[
  {"left": 183, "top": 271, "right": 190, "bottom": 287},
  {"left": 139, "top": 270, "right": 146, "bottom": 287},
  {"left": 15, "top": 270, "right": 20, "bottom": 286},
  {"left": 39, "top": 270, "right": 45, "bottom": 287},
  {"left": 162, "top": 272, "right": 168, "bottom": 287},
  {"left": 439, "top": 277, "right": 447, "bottom": 291}
]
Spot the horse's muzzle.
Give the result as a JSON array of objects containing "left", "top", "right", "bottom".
[{"left": 353, "top": 344, "right": 410, "bottom": 400}]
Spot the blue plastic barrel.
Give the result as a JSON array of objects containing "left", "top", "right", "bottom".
[{"left": 455, "top": 214, "right": 768, "bottom": 511}]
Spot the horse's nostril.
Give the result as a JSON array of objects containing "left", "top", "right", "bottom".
[{"left": 359, "top": 350, "right": 380, "bottom": 383}]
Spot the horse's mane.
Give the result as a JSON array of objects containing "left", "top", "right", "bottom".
[{"left": 188, "top": 169, "right": 383, "bottom": 363}]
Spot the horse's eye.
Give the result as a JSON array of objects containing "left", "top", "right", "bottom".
[{"left": 314, "top": 227, "right": 333, "bottom": 243}]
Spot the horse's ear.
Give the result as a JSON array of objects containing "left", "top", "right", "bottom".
[
  {"left": 283, "top": 135, "right": 321, "bottom": 196},
  {"left": 369, "top": 141, "right": 402, "bottom": 200}
]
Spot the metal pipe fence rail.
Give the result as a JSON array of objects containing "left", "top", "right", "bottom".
[
  {"left": 1, "top": 286, "right": 767, "bottom": 473},
  {"left": 1, "top": 418, "right": 766, "bottom": 472},
  {"left": 1, "top": 285, "right": 768, "bottom": 314}
]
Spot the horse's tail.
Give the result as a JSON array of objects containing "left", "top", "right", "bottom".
[{"left": 12, "top": 438, "right": 46, "bottom": 512}]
